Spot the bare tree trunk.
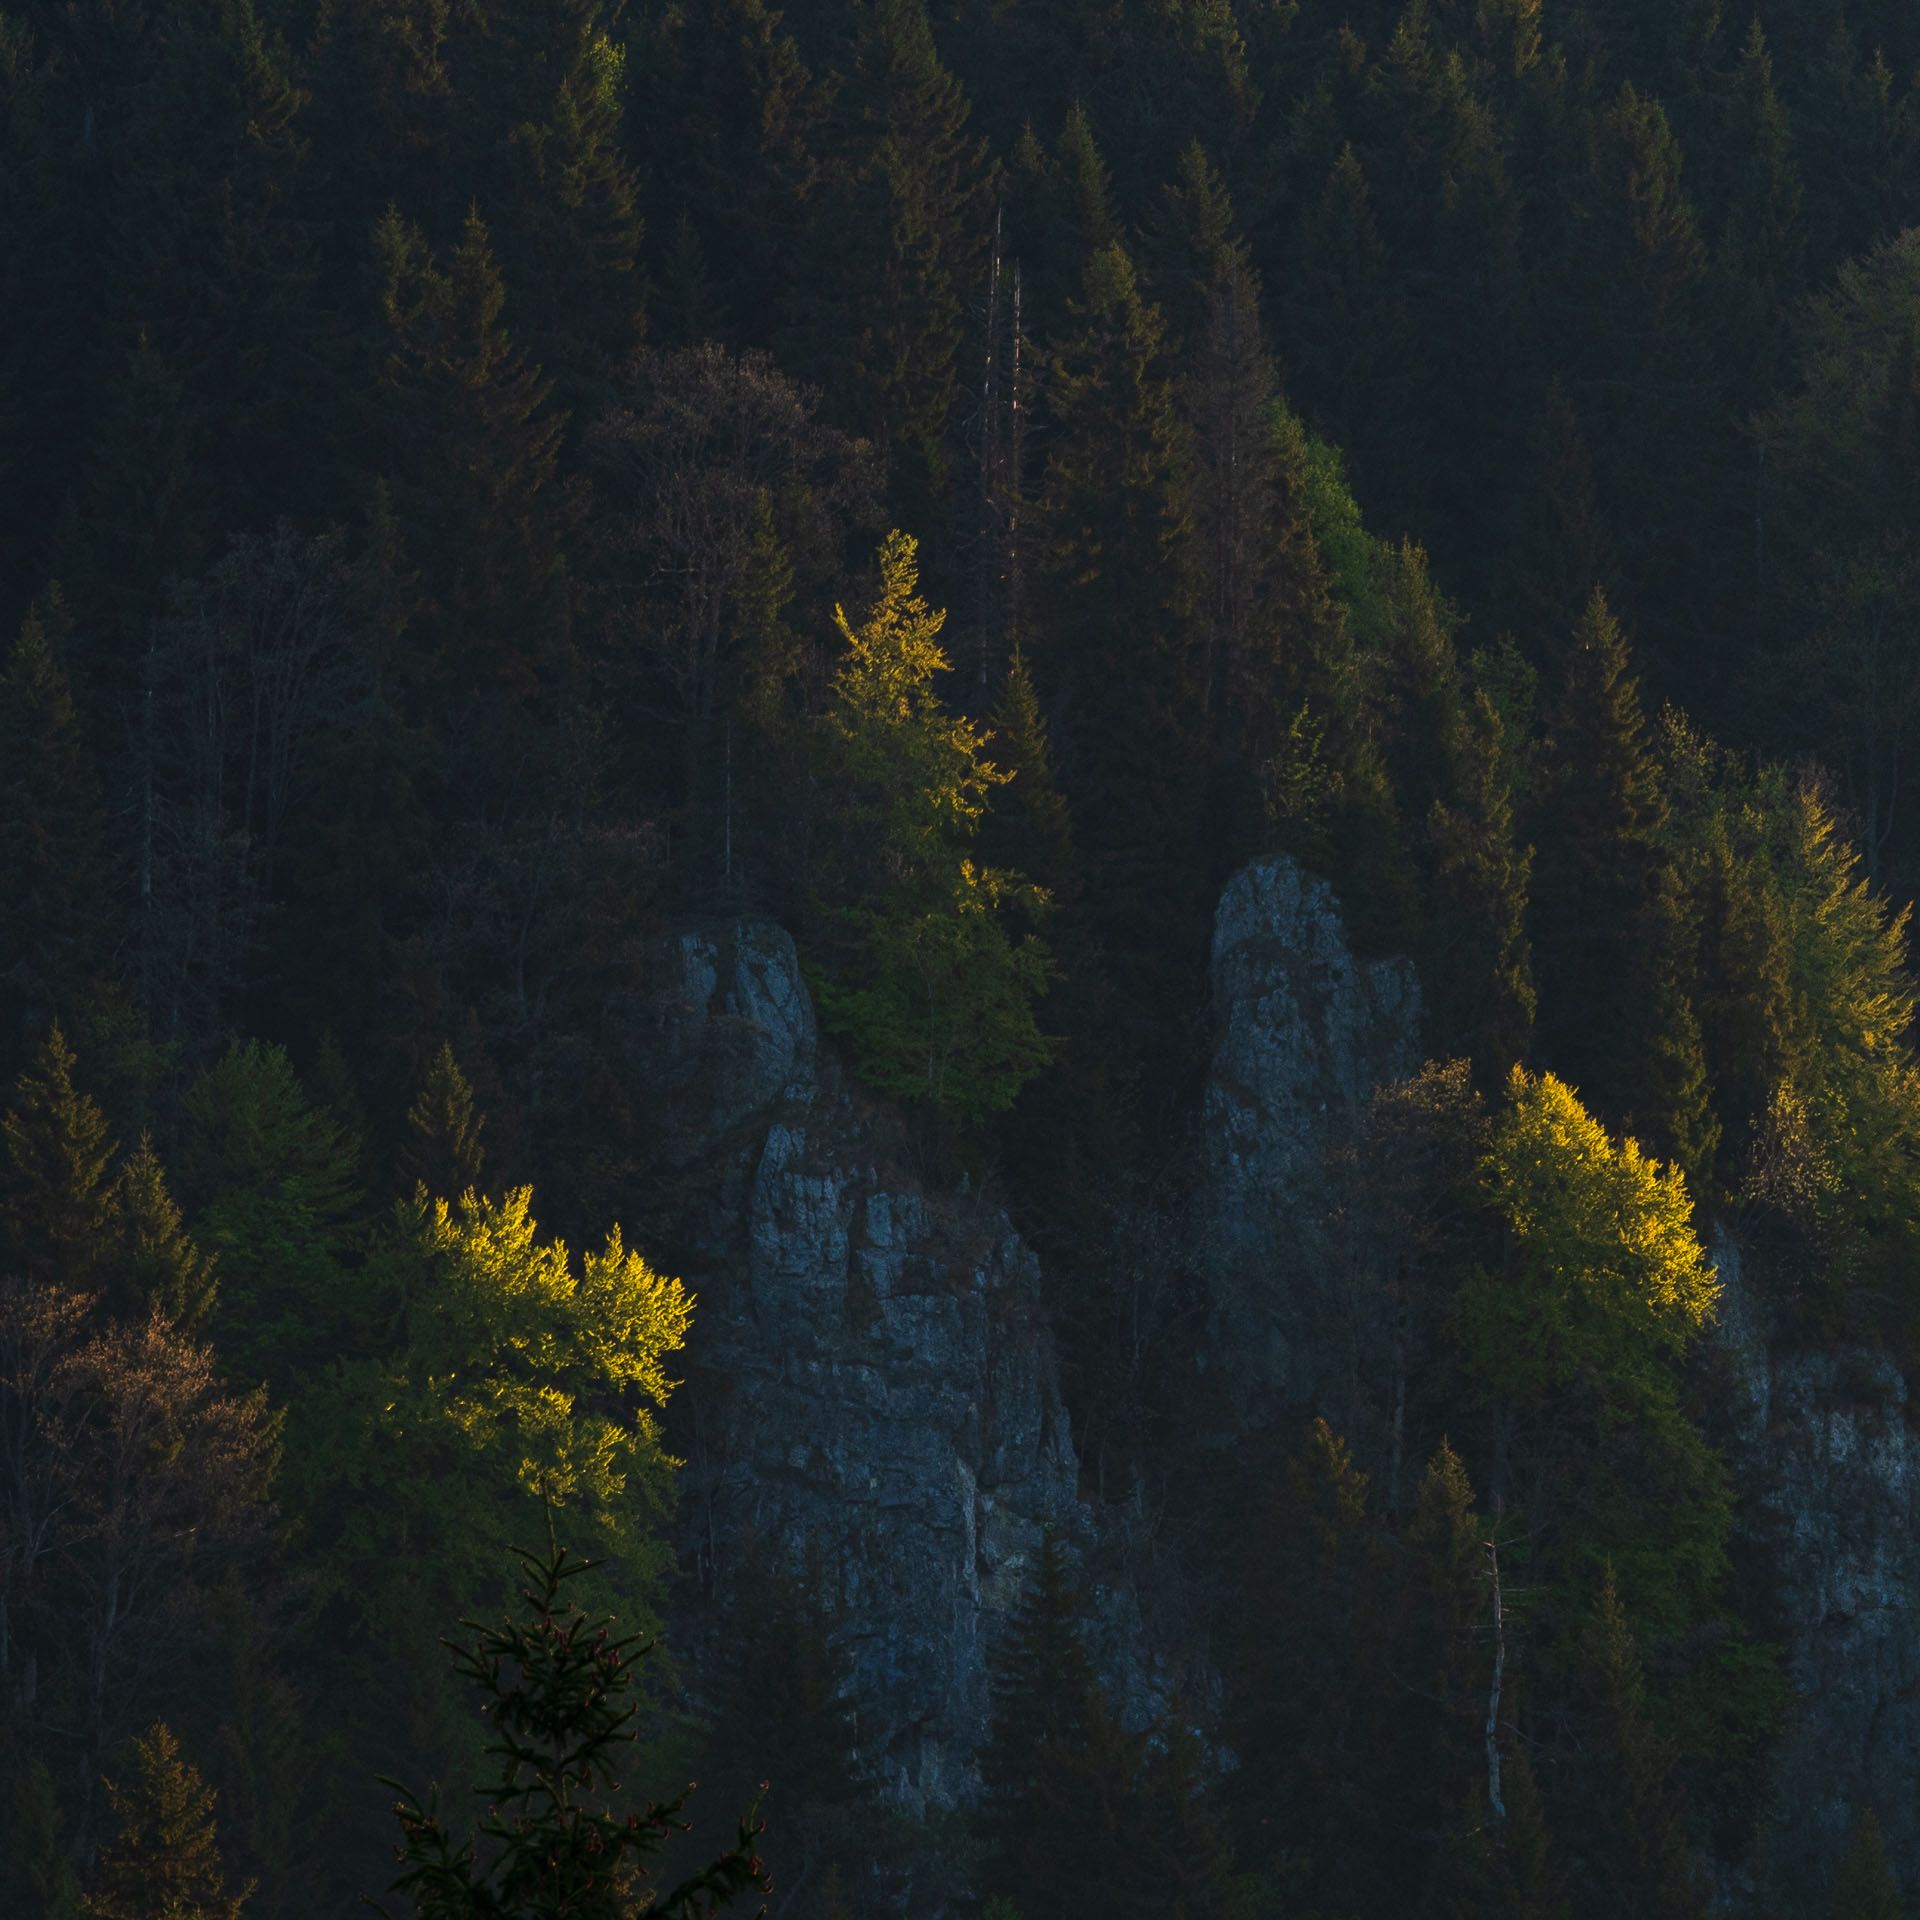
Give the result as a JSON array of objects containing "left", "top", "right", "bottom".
[
  {"left": 1484, "top": 1505, "right": 1507, "bottom": 1825},
  {"left": 977, "top": 209, "right": 1003, "bottom": 692}
]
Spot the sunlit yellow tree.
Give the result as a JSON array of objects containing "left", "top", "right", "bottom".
[
  {"left": 1458, "top": 1069, "right": 1728, "bottom": 1634},
  {"left": 812, "top": 530, "right": 1054, "bottom": 1128},
  {"left": 294, "top": 1189, "right": 693, "bottom": 1779}
]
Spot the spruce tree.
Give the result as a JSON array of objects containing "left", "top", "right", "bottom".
[
  {"left": 0, "top": 594, "right": 110, "bottom": 1069},
  {"left": 108, "top": 1135, "right": 218, "bottom": 1331},
  {"left": 1639, "top": 867, "right": 1720, "bottom": 1191},
  {"left": 377, "top": 206, "right": 568, "bottom": 704},
  {"left": 1527, "top": 591, "right": 1671, "bottom": 1129},
  {"left": 400, "top": 1041, "right": 488, "bottom": 1200},
  {"left": 479, "top": 0, "right": 644, "bottom": 393},
  {"left": 1426, "top": 689, "right": 1536, "bottom": 1081},
  {"left": 980, "top": 1530, "right": 1097, "bottom": 1824},
  {"left": 1033, "top": 235, "right": 1199, "bottom": 1116},
  {"left": 1829, "top": 1809, "right": 1902, "bottom": 1920},
  {"left": 980, "top": 651, "right": 1073, "bottom": 899},
  {"left": 2, "top": 1760, "right": 83, "bottom": 1920},
  {"left": 85, "top": 1722, "right": 251, "bottom": 1920},
  {"left": 2, "top": 1025, "right": 117, "bottom": 1291},
  {"left": 377, "top": 1525, "right": 767, "bottom": 1920},
  {"left": 697, "top": 1554, "right": 864, "bottom": 1905},
  {"left": 1575, "top": 1567, "right": 1704, "bottom": 1920},
  {"left": 1717, "top": 20, "right": 1804, "bottom": 398},
  {"left": 790, "top": 0, "right": 994, "bottom": 513}
]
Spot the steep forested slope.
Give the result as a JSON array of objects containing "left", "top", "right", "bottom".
[{"left": 6, "top": 0, "right": 1920, "bottom": 1912}]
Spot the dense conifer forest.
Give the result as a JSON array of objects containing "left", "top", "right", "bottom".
[{"left": 9, "top": 0, "right": 1920, "bottom": 1912}]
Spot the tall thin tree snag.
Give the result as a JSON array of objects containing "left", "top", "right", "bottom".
[
  {"left": 978, "top": 207, "right": 1004, "bottom": 691},
  {"left": 1484, "top": 1515, "right": 1507, "bottom": 1825}
]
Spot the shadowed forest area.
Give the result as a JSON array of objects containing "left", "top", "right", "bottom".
[{"left": 7, "top": 0, "right": 1920, "bottom": 1913}]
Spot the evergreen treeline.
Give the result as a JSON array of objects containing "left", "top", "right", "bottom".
[{"left": 8, "top": 0, "right": 1920, "bottom": 1910}]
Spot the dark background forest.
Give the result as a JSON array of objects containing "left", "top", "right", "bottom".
[{"left": 7, "top": 0, "right": 1920, "bottom": 1911}]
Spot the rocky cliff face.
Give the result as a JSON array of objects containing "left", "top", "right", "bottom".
[
  {"left": 1197, "top": 857, "right": 1421, "bottom": 1431},
  {"left": 1711, "top": 1229, "right": 1920, "bottom": 1902},
  {"left": 1189, "top": 858, "right": 1920, "bottom": 1905},
  {"left": 621, "top": 919, "right": 1081, "bottom": 1809},
  {"left": 627, "top": 868, "right": 1920, "bottom": 1900}
]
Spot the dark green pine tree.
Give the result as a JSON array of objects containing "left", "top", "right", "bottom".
[
  {"left": 110, "top": 1134, "right": 219, "bottom": 1331},
  {"left": 1425, "top": 689, "right": 1537, "bottom": 1082},
  {"left": 0, "top": 593, "right": 112, "bottom": 1070},
  {"left": 84, "top": 1723, "right": 251, "bottom": 1920},
  {"left": 1283, "top": 143, "right": 1410, "bottom": 488},
  {"left": 1829, "top": 1809, "right": 1903, "bottom": 1920},
  {"left": 1527, "top": 590, "right": 1675, "bottom": 1133},
  {"left": 790, "top": 0, "right": 995, "bottom": 515},
  {"left": 1032, "top": 232, "right": 1202, "bottom": 1120},
  {"left": 1, "top": 1025, "right": 117, "bottom": 1291},
  {"left": 980, "top": 1531, "right": 1096, "bottom": 1817},
  {"left": 1639, "top": 867, "right": 1720, "bottom": 1192},
  {"left": 1157, "top": 141, "right": 1338, "bottom": 874},
  {"left": 981, "top": 651, "right": 1074, "bottom": 900},
  {"left": 1799, "top": 27, "right": 1909, "bottom": 281},
  {"left": 1, "top": 1761, "right": 84, "bottom": 1920},
  {"left": 1692, "top": 812, "right": 1793, "bottom": 1175},
  {"left": 1004, "top": 102, "right": 1120, "bottom": 344},
  {"left": 399, "top": 1041, "right": 488, "bottom": 1200},
  {"left": 378, "top": 1526, "right": 768, "bottom": 1920},
  {"left": 697, "top": 1555, "right": 865, "bottom": 1909},
  {"left": 1715, "top": 20, "right": 1805, "bottom": 399},
  {"left": 18, "top": 0, "right": 324, "bottom": 648},
  {"left": 1433, "top": 1745, "right": 1569, "bottom": 1920},
  {"left": 1498, "top": 383, "right": 1621, "bottom": 658},
  {"left": 631, "top": 0, "right": 830, "bottom": 350},
  {"left": 376, "top": 206, "right": 569, "bottom": 706},
  {"left": 1566, "top": 1568, "right": 1705, "bottom": 1920},
  {"left": 979, "top": 1531, "right": 1101, "bottom": 1910},
  {"left": 474, "top": 0, "right": 645, "bottom": 394}
]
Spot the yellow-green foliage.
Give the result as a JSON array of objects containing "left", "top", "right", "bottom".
[
  {"left": 1460, "top": 1069, "right": 1729, "bottom": 1634},
  {"left": 296, "top": 1188, "right": 690, "bottom": 1766},
  {"left": 1660, "top": 718, "right": 1920, "bottom": 1295},
  {"left": 813, "top": 531, "right": 1054, "bottom": 1126},
  {"left": 1470, "top": 1068, "right": 1719, "bottom": 1396},
  {"left": 403, "top": 1189, "right": 690, "bottom": 1529}
]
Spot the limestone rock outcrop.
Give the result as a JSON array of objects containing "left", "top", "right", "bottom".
[
  {"left": 1712, "top": 1229, "right": 1920, "bottom": 1900},
  {"left": 623, "top": 919, "right": 1080, "bottom": 1808},
  {"left": 1197, "top": 857, "right": 1421, "bottom": 1425}
]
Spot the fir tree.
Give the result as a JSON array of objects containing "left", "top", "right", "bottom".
[
  {"left": 400, "top": 1041, "right": 488, "bottom": 1200},
  {"left": 633, "top": 0, "right": 830, "bottom": 347},
  {"left": 1639, "top": 867, "right": 1720, "bottom": 1192},
  {"left": 1829, "top": 1809, "right": 1902, "bottom": 1920},
  {"left": 811, "top": 531, "right": 1053, "bottom": 1129},
  {"left": 791, "top": 0, "right": 994, "bottom": 512},
  {"left": 1033, "top": 235, "right": 1199, "bottom": 1104},
  {"left": 110, "top": 1134, "right": 219, "bottom": 1331},
  {"left": 980, "top": 651, "right": 1073, "bottom": 898},
  {"left": 375, "top": 1523, "right": 767, "bottom": 1920},
  {"left": 980, "top": 1530, "right": 1097, "bottom": 1824},
  {"left": 2, "top": 1760, "right": 83, "bottom": 1920},
  {"left": 1716, "top": 20, "right": 1804, "bottom": 397},
  {"left": 377, "top": 205, "right": 568, "bottom": 704},
  {"left": 1527, "top": 590, "right": 1671, "bottom": 1129},
  {"left": 1426, "top": 689, "right": 1536, "bottom": 1081},
  {"left": 1, "top": 1025, "right": 117, "bottom": 1291},
  {"left": 1499, "top": 383, "right": 1620, "bottom": 655},
  {"left": 0, "top": 593, "right": 110, "bottom": 1069},
  {"left": 698, "top": 1553, "right": 865, "bottom": 1908},
  {"left": 1575, "top": 1567, "right": 1704, "bottom": 1920},
  {"left": 85, "top": 1722, "right": 252, "bottom": 1920},
  {"left": 482, "top": 0, "right": 644, "bottom": 392}
]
